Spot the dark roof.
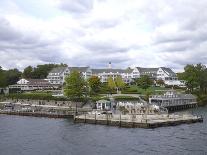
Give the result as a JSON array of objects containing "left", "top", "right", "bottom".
[
  {"left": 136, "top": 67, "right": 158, "bottom": 73},
  {"left": 91, "top": 68, "right": 132, "bottom": 74},
  {"left": 160, "top": 67, "right": 176, "bottom": 77},
  {"left": 68, "top": 67, "right": 90, "bottom": 72},
  {"left": 49, "top": 67, "right": 67, "bottom": 74}
]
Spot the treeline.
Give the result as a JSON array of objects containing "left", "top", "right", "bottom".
[
  {"left": 0, "top": 63, "right": 67, "bottom": 87},
  {"left": 22, "top": 63, "right": 67, "bottom": 79}
]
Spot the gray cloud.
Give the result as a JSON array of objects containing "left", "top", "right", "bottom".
[
  {"left": 2, "top": 0, "right": 207, "bottom": 71},
  {"left": 59, "top": 0, "right": 94, "bottom": 14},
  {"left": 0, "top": 18, "right": 21, "bottom": 41}
]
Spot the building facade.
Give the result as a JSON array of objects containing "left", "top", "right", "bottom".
[
  {"left": 47, "top": 66, "right": 92, "bottom": 85},
  {"left": 47, "top": 63, "right": 183, "bottom": 86}
]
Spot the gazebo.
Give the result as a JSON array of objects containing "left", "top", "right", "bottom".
[{"left": 96, "top": 100, "right": 111, "bottom": 110}]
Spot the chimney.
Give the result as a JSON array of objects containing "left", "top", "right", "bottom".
[{"left": 108, "top": 62, "right": 112, "bottom": 69}]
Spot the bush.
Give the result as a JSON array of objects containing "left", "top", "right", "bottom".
[
  {"left": 90, "top": 95, "right": 110, "bottom": 102},
  {"left": 114, "top": 96, "right": 140, "bottom": 101}
]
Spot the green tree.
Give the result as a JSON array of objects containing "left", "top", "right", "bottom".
[
  {"left": 88, "top": 76, "right": 101, "bottom": 95},
  {"left": 182, "top": 64, "right": 207, "bottom": 93},
  {"left": 0, "top": 67, "right": 21, "bottom": 87},
  {"left": 5, "top": 69, "right": 21, "bottom": 85},
  {"left": 23, "top": 66, "right": 33, "bottom": 78},
  {"left": 115, "top": 76, "right": 125, "bottom": 91},
  {"left": 107, "top": 76, "right": 116, "bottom": 93},
  {"left": 183, "top": 64, "right": 199, "bottom": 92},
  {"left": 0, "top": 67, "right": 7, "bottom": 87},
  {"left": 23, "top": 63, "right": 68, "bottom": 79},
  {"left": 156, "top": 79, "right": 165, "bottom": 86},
  {"left": 64, "top": 70, "right": 88, "bottom": 101},
  {"left": 136, "top": 75, "right": 153, "bottom": 90}
]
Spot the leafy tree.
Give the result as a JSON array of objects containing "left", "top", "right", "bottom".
[
  {"left": 0, "top": 67, "right": 21, "bottom": 87},
  {"left": 23, "top": 66, "right": 33, "bottom": 78},
  {"left": 22, "top": 63, "right": 68, "bottom": 79},
  {"left": 0, "top": 69, "right": 7, "bottom": 87},
  {"left": 5, "top": 69, "right": 22, "bottom": 85},
  {"left": 183, "top": 64, "right": 200, "bottom": 92},
  {"left": 107, "top": 76, "right": 116, "bottom": 92},
  {"left": 136, "top": 75, "right": 153, "bottom": 90},
  {"left": 64, "top": 70, "right": 88, "bottom": 101},
  {"left": 88, "top": 76, "right": 101, "bottom": 94},
  {"left": 115, "top": 76, "right": 125, "bottom": 91},
  {"left": 182, "top": 64, "right": 207, "bottom": 93},
  {"left": 156, "top": 79, "right": 165, "bottom": 86}
]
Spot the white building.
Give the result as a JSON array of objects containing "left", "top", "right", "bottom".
[
  {"left": 47, "top": 63, "right": 183, "bottom": 86},
  {"left": 131, "top": 67, "right": 183, "bottom": 86},
  {"left": 92, "top": 68, "right": 133, "bottom": 83},
  {"left": 47, "top": 66, "right": 92, "bottom": 85},
  {"left": 9, "top": 78, "right": 53, "bottom": 91}
]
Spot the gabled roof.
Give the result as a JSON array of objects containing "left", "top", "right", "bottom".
[
  {"left": 68, "top": 67, "right": 91, "bottom": 72},
  {"left": 160, "top": 67, "right": 176, "bottom": 77},
  {"left": 49, "top": 67, "right": 67, "bottom": 74}
]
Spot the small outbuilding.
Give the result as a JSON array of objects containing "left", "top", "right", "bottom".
[{"left": 96, "top": 100, "right": 111, "bottom": 110}]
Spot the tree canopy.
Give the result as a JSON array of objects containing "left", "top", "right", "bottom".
[
  {"left": 88, "top": 76, "right": 101, "bottom": 94},
  {"left": 0, "top": 67, "right": 21, "bottom": 87},
  {"left": 107, "top": 76, "right": 116, "bottom": 91},
  {"left": 181, "top": 63, "right": 207, "bottom": 94},
  {"left": 115, "top": 76, "right": 125, "bottom": 90},
  {"left": 135, "top": 75, "right": 153, "bottom": 90},
  {"left": 64, "top": 70, "right": 88, "bottom": 101},
  {"left": 23, "top": 63, "right": 67, "bottom": 79}
]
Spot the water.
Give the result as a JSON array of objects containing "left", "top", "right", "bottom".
[{"left": 0, "top": 107, "right": 207, "bottom": 155}]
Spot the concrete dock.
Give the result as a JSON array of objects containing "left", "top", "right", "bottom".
[{"left": 74, "top": 113, "right": 203, "bottom": 128}]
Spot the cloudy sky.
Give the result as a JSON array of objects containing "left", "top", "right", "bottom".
[{"left": 0, "top": 0, "right": 207, "bottom": 71}]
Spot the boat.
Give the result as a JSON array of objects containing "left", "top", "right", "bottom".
[{"left": 149, "top": 90, "right": 197, "bottom": 111}]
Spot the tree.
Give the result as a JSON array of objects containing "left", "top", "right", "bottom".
[
  {"left": 0, "top": 68, "right": 7, "bottom": 87},
  {"left": 182, "top": 64, "right": 207, "bottom": 93},
  {"left": 64, "top": 70, "right": 88, "bottom": 101},
  {"left": 136, "top": 75, "right": 153, "bottom": 90},
  {"left": 88, "top": 76, "right": 101, "bottom": 95},
  {"left": 0, "top": 67, "right": 21, "bottom": 87},
  {"left": 115, "top": 76, "right": 125, "bottom": 91},
  {"left": 156, "top": 79, "right": 165, "bottom": 86},
  {"left": 23, "top": 66, "right": 33, "bottom": 78},
  {"left": 107, "top": 76, "right": 116, "bottom": 93},
  {"left": 22, "top": 63, "right": 68, "bottom": 79}
]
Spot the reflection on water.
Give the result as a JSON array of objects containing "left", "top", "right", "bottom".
[{"left": 0, "top": 106, "right": 206, "bottom": 155}]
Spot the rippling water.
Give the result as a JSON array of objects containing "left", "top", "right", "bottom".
[{"left": 0, "top": 106, "right": 207, "bottom": 155}]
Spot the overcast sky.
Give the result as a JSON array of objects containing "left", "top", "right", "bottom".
[{"left": 0, "top": 0, "right": 206, "bottom": 71}]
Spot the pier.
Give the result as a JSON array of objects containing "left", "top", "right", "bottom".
[{"left": 74, "top": 113, "right": 203, "bottom": 128}]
